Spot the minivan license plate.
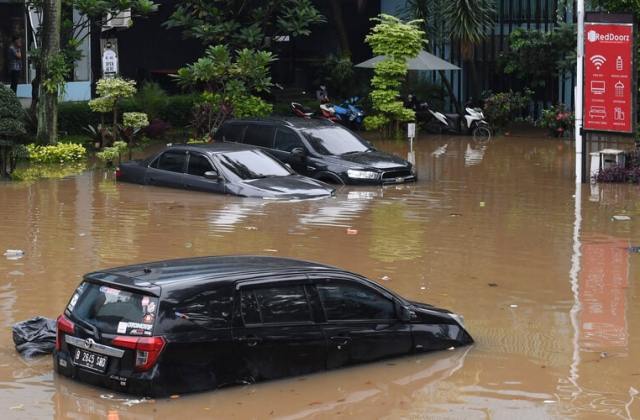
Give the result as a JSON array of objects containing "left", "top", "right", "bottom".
[{"left": 73, "top": 348, "right": 108, "bottom": 373}]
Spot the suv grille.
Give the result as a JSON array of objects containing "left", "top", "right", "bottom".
[{"left": 381, "top": 169, "right": 412, "bottom": 180}]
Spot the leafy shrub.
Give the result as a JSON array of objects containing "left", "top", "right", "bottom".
[
  {"left": 0, "top": 84, "right": 26, "bottom": 139},
  {"left": 134, "top": 82, "right": 168, "bottom": 120},
  {"left": 537, "top": 104, "right": 574, "bottom": 137},
  {"left": 96, "top": 141, "right": 128, "bottom": 165},
  {"left": 159, "top": 94, "right": 198, "bottom": 127},
  {"left": 145, "top": 118, "right": 172, "bottom": 138},
  {"left": 58, "top": 102, "right": 100, "bottom": 135},
  {"left": 123, "top": 112, "right": 149, "bottom": 130},
  {"left": 482, "top": 89, "right": 532, "bottom": 131},
  {"left": 26, "top": 143, "right": 87, "bottom": 164}
]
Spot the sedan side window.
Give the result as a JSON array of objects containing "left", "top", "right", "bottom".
[
  {"left": 155, "top": 151, "right": 187, "bottom": 173},
  {"left": 244, "top": 124, "right": 275, "bottom": 148},
  {"left": 240, "top": 285, "right": 311, "bottom": 325},
  {"left": 187, "top": 153, "right": 215, "bottom": 177},
  {"left": 317, "top": 281, "right": 395, "bottom": 321},
  {"left": 165, "top": 287, "right": 234, "bottom": 331},
  {"left": 274, "top": 128, "right": 303, "bottom": 153}
]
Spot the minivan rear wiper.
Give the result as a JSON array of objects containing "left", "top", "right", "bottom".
[{"left": 72, "top": 315, "right": 101, "bottom": 340}]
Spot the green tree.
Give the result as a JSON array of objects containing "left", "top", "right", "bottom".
[
  {"left": 500, "top": 24, "right": 576, "bottom": 88},
  {"left": 175, "top": 45, "right": 274, "bottom": 137},
  {"left": 28, "top": 0, "right": 157, "bottom": 145},
  {"left": 364, "top": 14, "right": 425, "bottom": 135},
  {"left": 0, "top": 85, "right": 27, "bottom": 178},
  {"left": 165, "top": 0, "right": 324, "bottom": 50}
]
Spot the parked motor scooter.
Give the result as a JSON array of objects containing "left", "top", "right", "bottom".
[
  {"left": 421, "top": 100, "right": 492, "bottom": 141},
  {"left": 332, "top": 97, "right": 365, "bottom": 130}
]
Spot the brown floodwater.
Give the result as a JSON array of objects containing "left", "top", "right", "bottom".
[{"left": 0, "top": 134, "right": 638, "bottom": 419}]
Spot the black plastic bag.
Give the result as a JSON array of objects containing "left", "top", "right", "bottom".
[{"left": 13, "top": 317, "right": 56, "bottom": 358}]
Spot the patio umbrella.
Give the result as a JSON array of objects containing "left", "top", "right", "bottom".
[{"left": 354, "top": 50, "right": 460, "bottom": 71}]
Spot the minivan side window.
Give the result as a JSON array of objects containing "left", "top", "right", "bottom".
[
  {"left": 317, "top": 281, "right": 395, "bottom": 321},
  {"left": 154, "top": 151, "right": 187, "bottom": 173},
  {"left": 187, "top": 153, "right": 214, "bottom": 177},
  {"left": 244, "top": 124, "right": 275, "bottom": 148},
  {"left": 240, "top": 285, "right": 311, "bottom": 325},
  {"left": 162, "top": 288, "right": 233, "bottom": 332},
  {"left": 224, "top": 124, "right": 247, "bottom": 142},
  {"left": 274, "top": 128, "right": 303, "bottom": 153}
]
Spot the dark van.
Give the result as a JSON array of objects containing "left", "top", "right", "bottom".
[
  {"left": 215, "top": 117, "right": 417, "bottom": 185},
  {"left": 54, "top": 256, "right": 472, "bottom": 396}
]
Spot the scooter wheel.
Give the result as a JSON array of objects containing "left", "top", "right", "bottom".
[{"left": 472, "top": 125, "right": 492, "bottom": 142}]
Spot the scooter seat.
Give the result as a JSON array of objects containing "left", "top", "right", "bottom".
[{"left": 445, "top": 114, "right": 461, "bottom": 123}]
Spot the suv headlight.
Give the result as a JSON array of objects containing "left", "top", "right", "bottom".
[
  {"left": 347, "top": 169, "right": 379, "bottom": 180},
  {"left": 449, "top": 313, "right": 465, "bottom": 328}
]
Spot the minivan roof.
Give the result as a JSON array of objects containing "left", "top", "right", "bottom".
[
  {"left": 225, "top": 116, "right": 337, "bottom": 130},
  {"left": 86, "top": 256, "right": 340, "bottom": 292}
]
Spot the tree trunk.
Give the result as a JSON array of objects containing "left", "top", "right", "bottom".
[{"left": 36, "top": 0, "right": 62, "bottom": 145}]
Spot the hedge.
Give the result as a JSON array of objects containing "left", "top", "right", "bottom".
[{"left": 58, "top": 94, "right": 197, "bottom": 135}]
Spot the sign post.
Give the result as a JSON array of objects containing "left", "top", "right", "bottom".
[
  {"left": 407, "top": 123, "right": 416, "bottom": 165},
  {"left": 101, "top": 40, "right": 119, "bottom": 78}
]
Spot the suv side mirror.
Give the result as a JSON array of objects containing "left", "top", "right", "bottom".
[
  {"left": 291, "top": 147, "right": 306, "bottom": 160},
  {"left": 398, "top": 304, "right": 413, "bottom": 322},
  {"left": 204, "top": 171, "right": 222, "bottom": 181}
]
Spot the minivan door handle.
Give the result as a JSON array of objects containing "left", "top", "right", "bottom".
[
  {"left": 329, "top": 336, "right": 352, "bottom": 347},
  {"left": 237, "top": 335, "right": 262, "bottom": 347}
]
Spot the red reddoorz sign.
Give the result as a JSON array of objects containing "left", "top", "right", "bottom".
[{"left": 583, "top": 20, "right": 635, "bottom": 133}]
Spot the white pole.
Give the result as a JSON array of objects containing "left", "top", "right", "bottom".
[{"left": 575, "top": 0, "right": 585, "bottom": 183}]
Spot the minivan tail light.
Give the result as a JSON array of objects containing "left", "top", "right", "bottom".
[
  {"left": 112, "top": 336, "right": 166, "bottom": 372},
  {"left": 56, "top": 315, "right": 75, "bottom": 351},
  {"left": 115, "top": 167, "right": 122, "bottom": 179}
]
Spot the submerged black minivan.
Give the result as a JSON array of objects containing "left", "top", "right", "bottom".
[
  {"left": 54, "top": 256, "right": 472, "bottom": 396},
  {"left": 215, "top": 117, "right": 417, "bottom": 185}
]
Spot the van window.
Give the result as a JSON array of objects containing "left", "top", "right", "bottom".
[
  {"left": 240, "top": 285, "right": 311, "bottom": 324},
  {"left": 244, "top": 124, "right": 275, "bottom": 148},
  {"left": 68, "top": 282, "right": 159, "bottom": 336},
  {"left": 317, "top": 281, "right": 395, "bottom": 321},
  {"left": 274, "top": 128, "right": 303, "bottom": 152},
  {"left": 224, "top": 124, "right": 246, "bottom": 142},
  {"left": 162, "top": 288, "right": 233, "bottom": 331}
]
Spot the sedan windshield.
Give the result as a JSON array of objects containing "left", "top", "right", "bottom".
[
  {"left": 302, "top": 127, "right": 371, "bottom": 156},
  {"left": 218, "top": 150, "right": 291, "bottom": 180}
]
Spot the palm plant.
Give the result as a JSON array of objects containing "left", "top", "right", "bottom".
[
  {"left": 442, "top": 0, "right": 495, "bottom": 99},
  {"left": 403, "top": 0, "right": 495, "bottom": 109}
]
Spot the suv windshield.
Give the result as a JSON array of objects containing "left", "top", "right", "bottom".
[
  {"left": 68, "top": 282, "right": 158, "bottom": 336},
  {"left": 217, "top": 150, "right": 291, "bottom": 179},
  {"left": 302, "top": 127, "right": 371, "bottom": 156}
]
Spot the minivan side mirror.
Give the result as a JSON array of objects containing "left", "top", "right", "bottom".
[
  {"left": 397, "top": 304, "right": 413, "bottom": 322},
  {"left": 204, "top": 171, "right": 222, "bottom": 181}
]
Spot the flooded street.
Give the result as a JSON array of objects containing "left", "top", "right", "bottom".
[{"left": 1, "top": 134, "right": 638, "bottom": 419}]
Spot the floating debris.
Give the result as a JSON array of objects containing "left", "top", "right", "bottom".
[
  {"left": 381, "top": 275, "right": 391, "bottom": 281},
  {"left": 479, "top": 202, "right": 486, "bottom": 207},
  {"left": 509, "top": 304, "right": 518, "bottom": 308},
  {"left": 612, "top": 215, "right": 631, "bottom": 221},
  {"left": 488, "top": 283, "right": 498, "bottom": 287},
  {"left": 346, "top": 228, "right": 358, "bottom": 235},
  {"left": 4, "top": 249, "right": 24, "bottom": 260},
  {"left": 628, "top": 246, "right": 640, "bottom": 253}
]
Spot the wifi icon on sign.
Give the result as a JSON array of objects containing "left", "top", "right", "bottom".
[{"left": 590, "top": 55, "right": 606, "bottom": 70}]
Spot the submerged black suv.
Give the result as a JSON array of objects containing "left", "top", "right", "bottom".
[
  {"left": 54, "top": 256, "right": 472, "bottom": 397},
  {"left": 215, "top": 118, "right": 417, "bottom": 185}
]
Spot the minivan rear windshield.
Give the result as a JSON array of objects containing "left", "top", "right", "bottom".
[
  {"left": 301, "top": 127, "right": 371, "bottom": 156},
  {"left": 67, "top": 282, "right": 158, "bottom": 336}
]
